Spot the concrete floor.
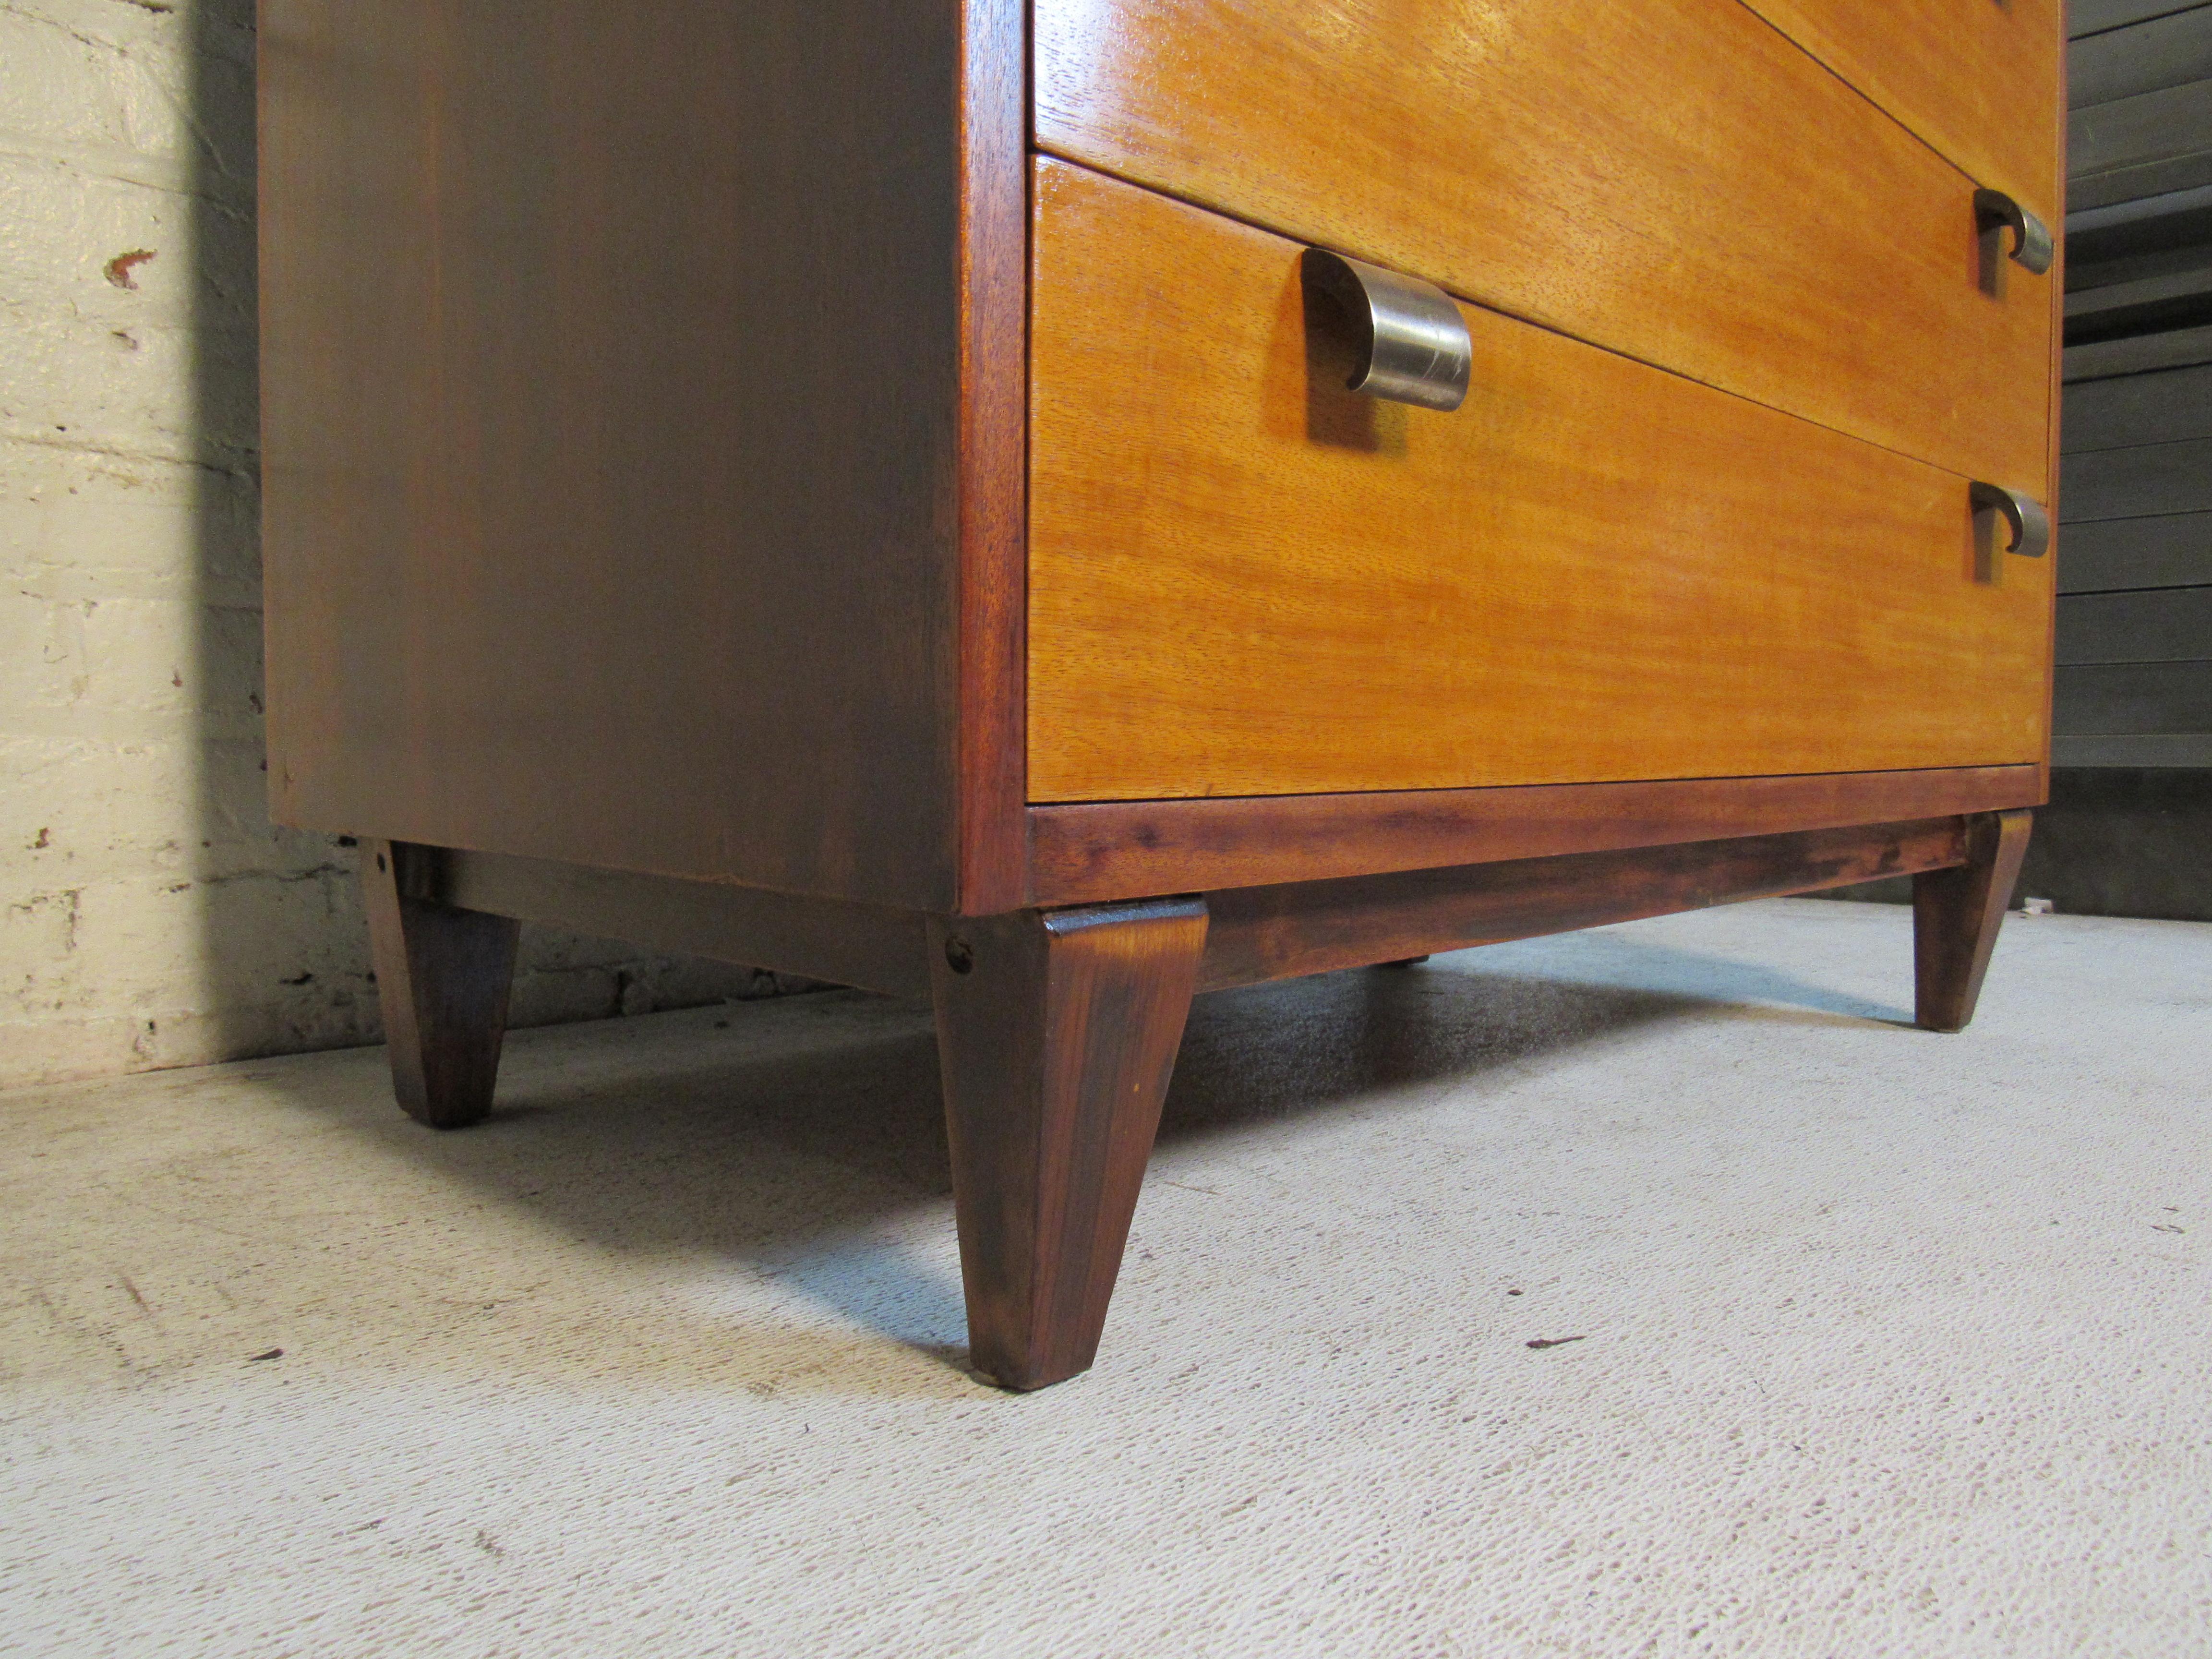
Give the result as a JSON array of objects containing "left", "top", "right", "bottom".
[{"left": 2, "top": 898, "right": 2208, "bottom": 1657}]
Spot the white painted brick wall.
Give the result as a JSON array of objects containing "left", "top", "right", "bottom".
[{"left": 1, "top": 0, "right": 801, "bottom": 1091}]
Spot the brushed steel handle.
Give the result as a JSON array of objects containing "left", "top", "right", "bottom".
[
  {"left": 1973, "top": 189, "right": 2054, "bottom": 276},
  {"left": 1971, "top": 481, "right": 2050, "bottom": 557},
  {"left": 1302, "top": 249, "right": 1472, "bottom": 412}
]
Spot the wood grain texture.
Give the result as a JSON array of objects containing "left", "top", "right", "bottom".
[
  {"left": 2014, "top": 768, "right": 2212, "bottom": 923},
  {"left": 2053, "top": 584, "right": 2212, "bottom": 663},
  {"left": 1027, "top": 766, "right": 2043, "bottom": 905},
  {"left": 435, "top": 849, "right": 930, "bottom": 998},
  {"left": 2069, "top": 78, "right": 2212, "bottom": 209},
  {"left": 1034, "top": 0, "right": 2055, "bottom": 485},
  {"left": 2064, "top": 365, "right": 2212, "bottom": 453},
  {"left": 362, "top": 840, "right": 520, "bottom": 1129},
  {"left": 928, "top": 901, "right": 1209, "bottom": 1391},
  {"left": 2066, "top": 324, "right": 2212, "bottom": 384},
  {"left": 1027, "top": 164, "right": 2055, "bottom": 805},
  {"left": 260, "top": 1, "right": 973, "bottom": 909},
  {"left": 2052, "top": 733, "right": 2212, "bottom": 766},
  {"left": 1197, "top": 818, "right": 1971, "bottom": 993},
  {"left": 2070, "top": 7, "right": 2212, "bottom": 107},
  {"left": 2072, "top": 0, "right": 2196, "bottom": 36},
  {"left": 2061, "top": 439, "right": 2212, "bottom": 520},
  {"left": 2056, "top": 589, "right": 2212, "bottom": 665},
  {"left": 1914, "top": 810, "right": 2033, "bottom": 1032},
  {"left": 2054, "top": 661, "right": 2212, "bottom": 736},
  {"left": 1738, "top": 0, "right": 2061, "bottom": 223},
  {"left": 2059, "top": 516, "right": 2212, "bottom": 595},
  {"left": 954, "top": 0, "right": 1031, "bottom": 913}
]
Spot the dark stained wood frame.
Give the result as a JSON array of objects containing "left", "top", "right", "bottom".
[
  {"left": 1025, "top": 765, "right": 2043, "bottom": 906},
  {"left": 436, "top": 849, "right": 931, "bottom": 999},
  {"left": 362, "top": 839, "right": 521, "bottom": 1130},
  {"left": 954, "top": 0, "right": 1033, "bottom": 914},
  {"left": 420, "top": 808, "right": 2023, "bottom": 1004},
  {"left": 928, "top": 899, "right": 1209, "bottom": 1389},
  {"left": 1196, "top": 815, "right": 1977, "bottom": 992},
  {"left": 385, "top": 807, "right": 2035, "bottom": 1384},
  {"left": 1913, "top": 810, "right": 2033, "bottom": 1032}
]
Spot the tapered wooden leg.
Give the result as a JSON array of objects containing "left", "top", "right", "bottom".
[
  {"left": 361, "top": 840, "right": 521, "bottom": 1128},
  {"left": 928, "top": 899, "right": 1210, "bottom": 1390},
  {"left": 1913, "top": 810, "right": 2032, "bottom": 1033}
]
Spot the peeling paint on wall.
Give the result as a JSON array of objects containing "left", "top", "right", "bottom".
[
  {"left": 101, "top": 247, "right": 155, "bottom": 288},
  {"left": 1, "top": 0, "right": 807, "bottom": 1091}
]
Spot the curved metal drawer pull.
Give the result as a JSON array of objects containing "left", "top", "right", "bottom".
[
  {"left": 1970, "top": 481, "right": 2051, "bottom": 557},
  {"left": 1973, "top": 189, "right": 2055, "bottom": 276},
  {"left": 1302, "top": 249, "right": 1472, "bottom": 412}
]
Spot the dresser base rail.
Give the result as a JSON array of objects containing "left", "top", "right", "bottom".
[{"left": 361, "top": 808, "right": 2032, "bottom": 1386}]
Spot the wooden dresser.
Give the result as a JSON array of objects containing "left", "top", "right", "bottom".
[{"left": 258, "top": 0, "right": 2064, "bottom": 1389}]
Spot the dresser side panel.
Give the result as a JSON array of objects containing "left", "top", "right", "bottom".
[{"left": 259, "top": 0, "right": 973, "bottom": 907}]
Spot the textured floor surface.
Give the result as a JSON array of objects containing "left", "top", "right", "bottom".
[{"left": 2, "top": 898, "right": 2208, "bottom": 1658}]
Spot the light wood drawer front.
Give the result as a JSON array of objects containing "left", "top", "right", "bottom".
[
  {"left": 1027, "top": 162, "right": 2051, "bottom": 805},
  {"left": 1034, "top": 0, "right": 2055, "bottom": 492},
  {"left": 1739, "top": 0, "right": 2062, "bottom": 224}
]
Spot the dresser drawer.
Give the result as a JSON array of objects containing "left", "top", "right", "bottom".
[
  {"left": 1740, "top": 0, "right": 2062, "bottom": 222},
  {"left": 1027, "top": 161, "right": 2051, "bottom": 805},
  {"left": 1034, "top": 0, "right": 2055, "bottom": 492}
]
